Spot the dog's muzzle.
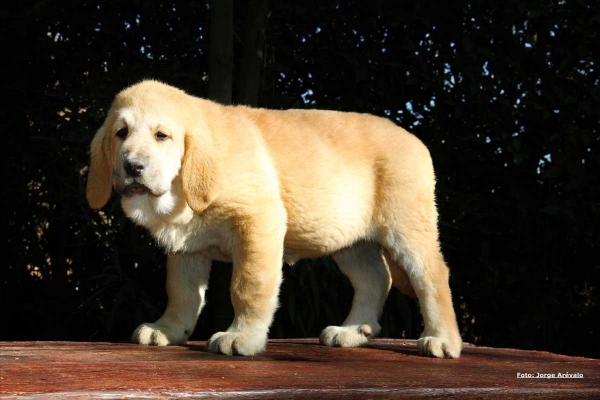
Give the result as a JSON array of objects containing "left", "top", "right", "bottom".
[{"left": 114, "top": 157, "right": 151, "bottom": 196}]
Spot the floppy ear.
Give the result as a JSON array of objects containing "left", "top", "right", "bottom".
[
  {"left": 86, "top": 124, "right": 113, "bottom": 209},
  {"left": 181, "top": 132, "right": 222, "bottom": 213}
]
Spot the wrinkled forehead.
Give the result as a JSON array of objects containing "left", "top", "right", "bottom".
[{"left": 113, "top": 106, "right": 182, "bottom": 132}]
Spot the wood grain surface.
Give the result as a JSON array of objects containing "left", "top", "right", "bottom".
[{"left": 1, "top": 339, "right": 598, "bottom": 399}]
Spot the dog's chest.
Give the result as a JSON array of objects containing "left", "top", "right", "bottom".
[
  {"left": 122, "top": 194, "right": 234, "bottom": 259},
  {"left": 148, "top": 218, "right": 233, "bottom": 260}
]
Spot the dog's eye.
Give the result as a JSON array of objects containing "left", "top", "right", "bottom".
[
  {"left": 116, "top": 128, "right": 128, "bottom": 139},
  {"left": 155, "top": 132, "right": 169, "bottom": 141}
]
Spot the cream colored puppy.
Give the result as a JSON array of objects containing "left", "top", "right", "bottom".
[{"left": 87, "top": 80, "right": 463, "bottom": 358}]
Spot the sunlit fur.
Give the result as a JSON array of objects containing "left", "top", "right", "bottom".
[{"left": 86, "top": 80, "right": 463, "bottom": 358}]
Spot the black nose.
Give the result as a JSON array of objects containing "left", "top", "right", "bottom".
[{"left": 124, "top": 158, "right": 146, "bottom": 177}]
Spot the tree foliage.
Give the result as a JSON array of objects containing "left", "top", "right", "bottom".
[{"left": 1, "top": 0, "right": 598, "bottom": 358}]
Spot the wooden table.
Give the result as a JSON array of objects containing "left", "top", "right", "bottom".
[{"left": 1, "top": 339, "right": 598, "bottom": 398}]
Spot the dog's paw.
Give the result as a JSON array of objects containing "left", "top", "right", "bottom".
[
  {"left": 319, "top": 323, "right": 380, "bottom": 347},
  {"left": 131, "top": 322, "right": 190, "bottom": 346},
  {"left": 417, "top": 335, "right": 462, "bottom": 358},
  {"left": 206, "top": 330, "right": 267, "bottom": 356}
]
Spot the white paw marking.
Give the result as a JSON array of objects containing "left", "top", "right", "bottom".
[
  {"left": 319, "top": 323, "right": 380, "bottom": 347},
  {"left": 417, "top": 336, "right": 462, "bottom": 358},
  {"left": 206, "top": 331, "right": 267, "bottom": 356},
  {"left": 131, "top": 323, "right": 189, "bottom": 346}
]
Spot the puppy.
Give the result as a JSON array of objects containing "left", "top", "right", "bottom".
[{"left": 86, "top": 80, "right": 462, "bottom": 358}]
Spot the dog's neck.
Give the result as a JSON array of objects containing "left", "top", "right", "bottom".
[{"left": 120, "top": 179, "right": 197, "bottom": 252}]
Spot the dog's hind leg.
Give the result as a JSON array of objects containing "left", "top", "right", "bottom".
[
  {"left": 380, "top": 217, "right": 463, "bottom": 358},
  {"left": 372, "top": 135, "right": 462, "bottom": 358},
  {"left": 320, "top": 242, "right": 392, "bottom": 347}
]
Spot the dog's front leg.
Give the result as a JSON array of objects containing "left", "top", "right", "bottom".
[
  {"left": 206, "top": 214, "right": 285, "bottom": 356},
  {"left": 132, "top": 253, "right": 211, "bottom": 345}
]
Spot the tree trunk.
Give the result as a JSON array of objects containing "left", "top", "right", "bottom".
[
  {"left": 237, "top": 0, "right": 269, "bottom": 106},
  {"left": 208, "top": 0, "right": 234, "bottom": 104}
]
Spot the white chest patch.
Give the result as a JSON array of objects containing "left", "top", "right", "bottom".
[{"left": 121, "top": 192, "right": 232, "bottom": 258}]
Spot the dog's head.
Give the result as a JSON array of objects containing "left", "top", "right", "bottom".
[{"left": 86, "top": 80, "right": 221, "bottom": 214}]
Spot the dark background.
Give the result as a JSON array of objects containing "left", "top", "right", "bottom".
[{"left": 1, "top": 0, "right": 598, "bottom": 359}]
